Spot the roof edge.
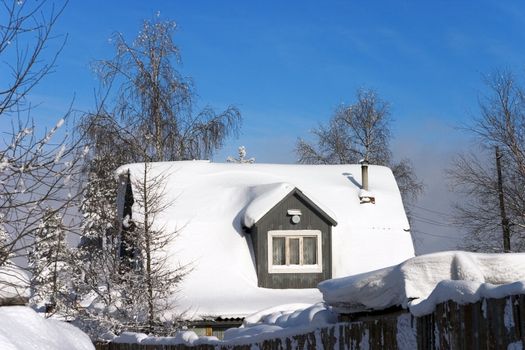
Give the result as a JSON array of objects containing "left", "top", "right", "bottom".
[{"left": 293, "top": 188, "right": 338, "bottom": 227}]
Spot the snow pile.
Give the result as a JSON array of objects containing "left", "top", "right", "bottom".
[
  {"left": 117, "top": 161, "right": 413, "bottom": 319},
  {"left": 0, "top": 264, "right": 29, "bottom": 303},
  {"left": 112, "top": 330, "right": 217, "bottom": 346},
  {"left": 108, "top": 303, "right": 337, "bottom": 346},
  {"left": 223, "top": 303, "right": 337, "bottom": 342},
  {"left": 358, "top": 189, "right": 376, "bottom": 203},
  {"left": 319, "top": 251, "right": 525, "bottom": 315},
  {"left": 0, "top": 306, "right": 94, "bottom": 350},
  {"left": 319, "top": 264, "right": 404, "bottom": 313}
]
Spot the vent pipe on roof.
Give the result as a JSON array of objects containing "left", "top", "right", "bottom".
[{"left": 360, "top": 159, "right": 369, "bottom": 191}]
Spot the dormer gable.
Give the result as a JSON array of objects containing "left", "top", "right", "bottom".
[{"left": 244, "top": 185, "right": 337, "bottom": 289}]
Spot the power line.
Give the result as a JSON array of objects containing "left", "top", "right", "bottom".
[
  {"left": 411, "top": 229, "right": 461, "bottom": 240},
  {"left": 411, "top": 215, "right": 456, "bottom": 227},
  {"left": 407, "top": 203, "right": 451, "bottom": 217},
  {"left": 406, "top": 204, "right": 457, "bottom": 227}
]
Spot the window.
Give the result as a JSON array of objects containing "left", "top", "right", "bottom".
[{"left": 268, "top": 230, "right": 322, "bottom": 273}]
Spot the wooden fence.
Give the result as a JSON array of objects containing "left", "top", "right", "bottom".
[{"left": 96, "top": 294, "right": 525, "bottom": 350}]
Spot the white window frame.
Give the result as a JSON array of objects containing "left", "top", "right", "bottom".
[{"left": 267, "top": 230, "right": 322, "bottom": 274}]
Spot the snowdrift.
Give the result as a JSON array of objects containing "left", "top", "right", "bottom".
[
  {"left": 319, "top": 251, "right": 525, "bottom": 315},
  {"left": 109, "top": 303, "right": 338, "bottom": 346},
  {"left": 110, "top": 251, "right": 525, "bottom": 344},
  {"left": 0, "top": 306, "right": 94, "bottom": 350},
  {"left": 223, "top": 303, "right": 337, "bottom": 342}
]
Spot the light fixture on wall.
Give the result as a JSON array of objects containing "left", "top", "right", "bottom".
[{"left": 287, "top": 209, "right": 302, "bottom": 224}]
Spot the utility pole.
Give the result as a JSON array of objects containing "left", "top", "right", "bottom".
[{"left": 496, "top": 146, "right": 511, "bottom": 252}]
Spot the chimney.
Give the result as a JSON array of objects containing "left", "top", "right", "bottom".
[{"left": 360, "top": 159, "right": 369, "bottom": 191}]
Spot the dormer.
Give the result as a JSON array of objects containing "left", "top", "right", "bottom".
[{"left": 243, "top": 183, "right": 337, "bottom": 289}]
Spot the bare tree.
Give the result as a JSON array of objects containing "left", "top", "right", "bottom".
[
  {"left": 0, "top": 214, "right": 9, "bottom": 262},
  {"left": 296, "top": 88, "right": 423, "bottom": 205},
  {"left": 0, "top": 0, "right": 66, "bottom": 116},
  {"left": 73, "top": 15, "right": 241, "bottom": 334},
  {"left": 0, "top": 1, "right": 86, "bottom": 270},
  {"left": 449, "top": 70, "right": 525, "bottom": 252},
  {"left": 91, "top": 14, "right": 241, "bottom": 162},
  {"left": 122, "top": 163, "right": 186, "bottom": 332},
  {"left": 73, "top": 160, "right": 186, "bottom": 337}
]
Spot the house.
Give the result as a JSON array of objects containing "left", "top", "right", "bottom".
[{"left": 116, "top": 160, "right": 414, "bottom": 336}]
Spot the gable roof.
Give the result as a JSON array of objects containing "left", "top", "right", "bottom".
[
  {"left": 117, "top": 160, "right": 414, "bottom": 320},
  {"left": 242, "top": 183, "right": 337, "bottom": 228}
]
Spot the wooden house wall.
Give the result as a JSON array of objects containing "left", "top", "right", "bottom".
[{"left": 251, "top": 191, "right": 332, "bottom": 289}]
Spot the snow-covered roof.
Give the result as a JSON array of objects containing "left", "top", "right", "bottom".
[
  {"left": 242, "top": 183, "right": 337, "bottom": 228},
  {"left": 0, "top": 264, "right": 29, "bottom": 304},
  {"left": 319, "top": 251, "right": 525, "bottom": 316},
  {"left": 117, "top": 160, "right": 414, "bottom": 319}
]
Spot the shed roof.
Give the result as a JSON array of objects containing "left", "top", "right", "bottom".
[{"left": 116, "top": 160, "right": 414, "bottom": 320}]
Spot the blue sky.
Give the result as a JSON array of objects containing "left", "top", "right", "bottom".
[
  {"left": 33, "top": 1, "right": 525, "bottom": 156},
  {"left": 22, "top": 0, "right": 525, "bottom": 253}
]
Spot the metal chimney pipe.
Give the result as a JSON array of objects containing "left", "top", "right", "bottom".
[{"left": 360, "top": 159, "right": 369, "bottom": 191}]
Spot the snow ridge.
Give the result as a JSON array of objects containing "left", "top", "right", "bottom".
[{"left": 319, "top": 251, "right": 525, "bottom": 316}]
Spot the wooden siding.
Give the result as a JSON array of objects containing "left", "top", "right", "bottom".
[{"left": 250, "top": 190, "right": 332, "bottom": 289}]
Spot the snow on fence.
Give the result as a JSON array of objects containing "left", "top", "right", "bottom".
[{"left": 95, "top": 294, "right": 525, "bottom": 350}]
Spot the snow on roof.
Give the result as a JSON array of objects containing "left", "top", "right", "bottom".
[
  {"left": 0, "top": 264, "right": 29, "bottom": 303},
  {"left": 117, "top": 160, "right": 414, "bottom": 319},
  {"left": 242, "top": 182, "right": 295, "bottom": 228},
  {"left": 319, "top": 251, "right": 525, "bottom": 316},
  {"left": 242, "top": 183, "right": 337, "bottom": 228}
]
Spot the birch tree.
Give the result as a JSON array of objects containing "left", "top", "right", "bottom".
[
  {"left": 76, "top": 15, "right": 244, "bottom": 334},
  {"left": 296, "top": 88, "right": 423, "bottom": 205},
  {"left": 90, "top": 14, "right": 241, "bottom": 162}
]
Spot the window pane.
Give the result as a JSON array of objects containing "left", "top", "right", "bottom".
[
  {"left": 272, "top": 237, "right": 285, "bottom": 265},
  {"left": 289, "top": 238, "right": 300, "bottom": 264},
  {"left": 303, "top": 237, "right": 317, "bottom": 264}
]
